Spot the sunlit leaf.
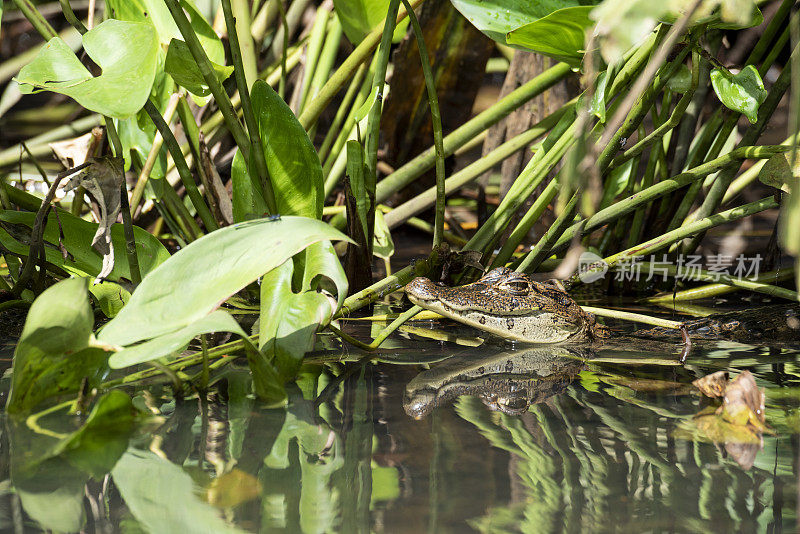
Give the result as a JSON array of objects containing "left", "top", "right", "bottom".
[
  {"left": 98, "top": 217, "right": 351, "bottom": 346},
  {"left": 89, "top": 281, "right": 131, "bottom": 318},
  {"left": 373, "top": 211, "right": 395, "bottom": 260},
  {"left": 333, "top": 0, "right": 409, "bottom": 45},
  {"left": 165, "top": 38, "right": 233, "bottom": 101},
  {"left": 16, "top": 20, "right": 159, "bottom": 119},
  {"left": 231, "top": 148, "right": 269, "bottom": 222},
  {"left": 506, "top": 6, "right": 593, "bottom": 66},
  {"left": 710, "top": 65, "right": 767, "bottom": 124},
  {"left": 252, "top": 80, "right": 323, "bottom": 219}
]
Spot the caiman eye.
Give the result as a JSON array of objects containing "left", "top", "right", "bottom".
[{"left": 500, "top": 279, "right": 530, "bottom": 295}]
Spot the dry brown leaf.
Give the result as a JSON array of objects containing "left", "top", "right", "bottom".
[{"left": 692, "top": 370, "right": 729, "bottom": 398}]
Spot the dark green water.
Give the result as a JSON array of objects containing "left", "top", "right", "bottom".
[{"left": 1, "top": 319, "right": 800, "bottom": 533}]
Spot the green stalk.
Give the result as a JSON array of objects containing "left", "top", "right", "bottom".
[
  {"left": 221, "top": 0, "right": 277, "bottom": 214},
  {"left": 231, "top": 0, "right": 258, "bottom": 88},
  {"left": 298, "top": 5, "right": 330, "bottom": 111},
  {"left": 516, "top": 190, "right": 578, "bottom": 273},
  {"left": 143, "top": 100, "right": 218, "bottom": 231},
  {"left": 551, "top": 145, "right": 790, "bottom": 253},
  {"left": 11, "top": 0, "right": 57, "bottom": 40},
  {"left": 581, "top": 306, "right": 682, "bottom": 329},
  {"left": 401, "top": 0, "right": 446, "bottom": 248},
  {"left": 570, "top": 196, "right": 779, "bottom": 285},
  {"left": 318, "top": 62, "right": 368, "bottom": 162},
  {"left": 336, "top": 261, "right": 431, "bottom": 319},
  {"left": 682, "top": 46, "right": 795, "bottom": 254},
  {"left": 298, "top": 0, "right": 424, "bottom": 129},
  {"left": 382, "top": 106, "right": 568, "bottom": 229},
  {"left": 645, "top": 267, "right": 796, "bottom": 303},
  {"left": 304, "top": 15, "right": 344, "bottom": 115},
  {"left": 58, "top": 0, "right": 87, "bottom": 34},
  {"left": 364, "top": 0, "right": 401, "bottom": 253}
]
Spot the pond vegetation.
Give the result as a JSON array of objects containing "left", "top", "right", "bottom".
[{"left": 0, "top": 0, "right": 799, "bottom": 531}]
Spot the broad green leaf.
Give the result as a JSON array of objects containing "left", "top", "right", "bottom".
[
  {"left": 231, "top": 148, "right": 269, "bottom": 222},
  {"left": 7, "top": 278, "right": 109, "bottom": 414},
  {"left": 710, "top": 66, "right": 767, "bottom": 124},
  {"left": 108, "top": 310, "right": 248, "bottom": 368},
  {"left": 333, "top": 0, "right": 409, "bottom": 45},
  {"left": 260, "top": 241, "right": 346, "bottom": 381},
  {"left": 98, "top": 216, "right": 352, "bottom": 346},
  {"left": 252, "top": 80, "right": 323, "bottom": 219},
  {"left": 451, "top": 0, "right": 586, "bottom": 46},
  {"left": 112, "top": 449, "right": 247, "bottom": 534},
  {"left": 89, "top": 281, "right": 131, "bottom": 318},
  {"left": 106, "top": 0, "right": 226, "bottom": 66},
  {"left": 165, "top": 38, "right": 234, "bottom": 101},
  {"left": 0, "top": 209, "right": 169, "bottom": 282},
  {"left": 506, "top": 6, "right": 593, "bottom": 66},
  {"left": 599, "top": 157, "right": 635, "bottom": 210},
  {"left": 16, "top": 20, "right": 158, "bottom": 119}
]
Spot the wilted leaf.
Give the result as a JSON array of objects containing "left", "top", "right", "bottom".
[
  {"left": 62, "top": 157, "right": 124, "bottom": 280},
  {"left": 710, "top": 65, "right": 767, "bottom": 124},
  {"left": 206, "top": 469, "right": 262, "bottom": 508},
  {"left": 721, "top": 370, "right": 766, "bottom": 429},
  {"left": 16, "top": 20, "right": 159, "bottom": 119},
  {"left": 49, "top": 131, "right": 98, "bottom": 169},
  {"left": 692, "top": 370, "right": 728, "bottom": 398},
  {"left": 759, "top": 152, "right": 800, "bottom": 193}
]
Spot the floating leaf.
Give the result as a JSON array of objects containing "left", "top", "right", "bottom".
[
  {"left": 98, "top": 217, "right": 351, "bottom": 346},
  {"left": 506, "top": 6, "right": 594, "bottom": 66},
  {"left": 710, "top": 65, "right": 767, "bottom": 124},
  {"left": 16, "top": 20, "right": 158, "bottom": 119}
]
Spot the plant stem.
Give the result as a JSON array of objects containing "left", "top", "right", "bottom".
[
  {"left": 645, "top": 267, "right": 796, "bottom": 303},
  {"left": 11, "top": 0, "right": 57, "bottom": 40}
]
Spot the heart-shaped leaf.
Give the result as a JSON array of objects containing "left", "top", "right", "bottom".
[
  {"left": 16, "top": 20, "right": 159, "bottom": 119},
  {"left": 710, "top": 65, "right": 767, "bottom": 124}
]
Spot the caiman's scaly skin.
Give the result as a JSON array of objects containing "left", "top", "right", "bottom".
[{"left": 405, "top": 267, "right": 611, "bottom": 344}]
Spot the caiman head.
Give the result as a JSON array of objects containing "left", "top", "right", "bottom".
[{"left": 405, "top": 267, "right": 607, "bottom": 344}]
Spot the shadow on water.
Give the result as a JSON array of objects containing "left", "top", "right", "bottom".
[{"left": 1, "top": 330, "right": 800, "bottom": 532}]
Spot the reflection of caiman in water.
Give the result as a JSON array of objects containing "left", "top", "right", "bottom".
[
  {"left": 405, "top": 267, "right": 800, "bottom": 346},
  {"left": 403, "top": 347, "right": 588, "bottom": 419}
]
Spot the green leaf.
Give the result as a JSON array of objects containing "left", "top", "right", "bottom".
[
  {"left": 451, "top": 0, "right": 586, "bottom": 46},
  {"left": 259, "top": 241, "right": 347, "bottom": 381},
  {"left": 353, "top": 86, "right": 380, "bottom": 123},
  {"left": 89, "top": 281, "right": 131, "bottom": 318},
  {"left": 16, "top": 20, "right": 159, "bottom": 119},
  {"left": 345, "top": 140, "right": 369, "bottom": 240},
  {"left": 108, "top": 310, "right": 249, "bottom": 368},
  {"left": 0, "top": 209, "right": 169, "bottom": 282},
  {"left": 252, "top": 80, "right": 324, "bottom": 219},
  {"left": 666, "top": 64, "right": 692, "bottom": 94},
  {"left": 98, "top": 216, "right": 352, "bottom": 346},
  {"left": 759, "top": 152, "right": 800, "bottom": 194},
  {"left": 710, "top": 65, "right": 767, "bottom": 124},
  {"left": 7, "top": 278, "right": 109, "bottom": 414},
  {"left": 589, "top": 70, "right": 609, "bottom": 123},
  {"left": 506, "top": 6, "right": 593, "bottom": 66},
  {"left": 590, "top": 0, "right": 663, "bottom": 64},
  {"left": 599, "top": 157, "right": 635, "bottom": 210},
  {"left": 373, "top": 210, "right": 395, "bottom": 260},
  {"left": 165, "top": 38, "right": 234, "bottom": 100},
  {"left": 112, "top": 449, "right": 247, "bottom": 534},
  {"left": 332, "top": 0, "right": 409, "bottom": 45},
  {"left": 231, "top": 148, "right": 269, "bottom": 222}
]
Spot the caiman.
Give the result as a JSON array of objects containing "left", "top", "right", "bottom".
[
  {"left": 405, "top": 267, "right": 612, "bottom": 344},
  {"left": 405, "top": 267, "right": 800, "bottom": 345}
]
